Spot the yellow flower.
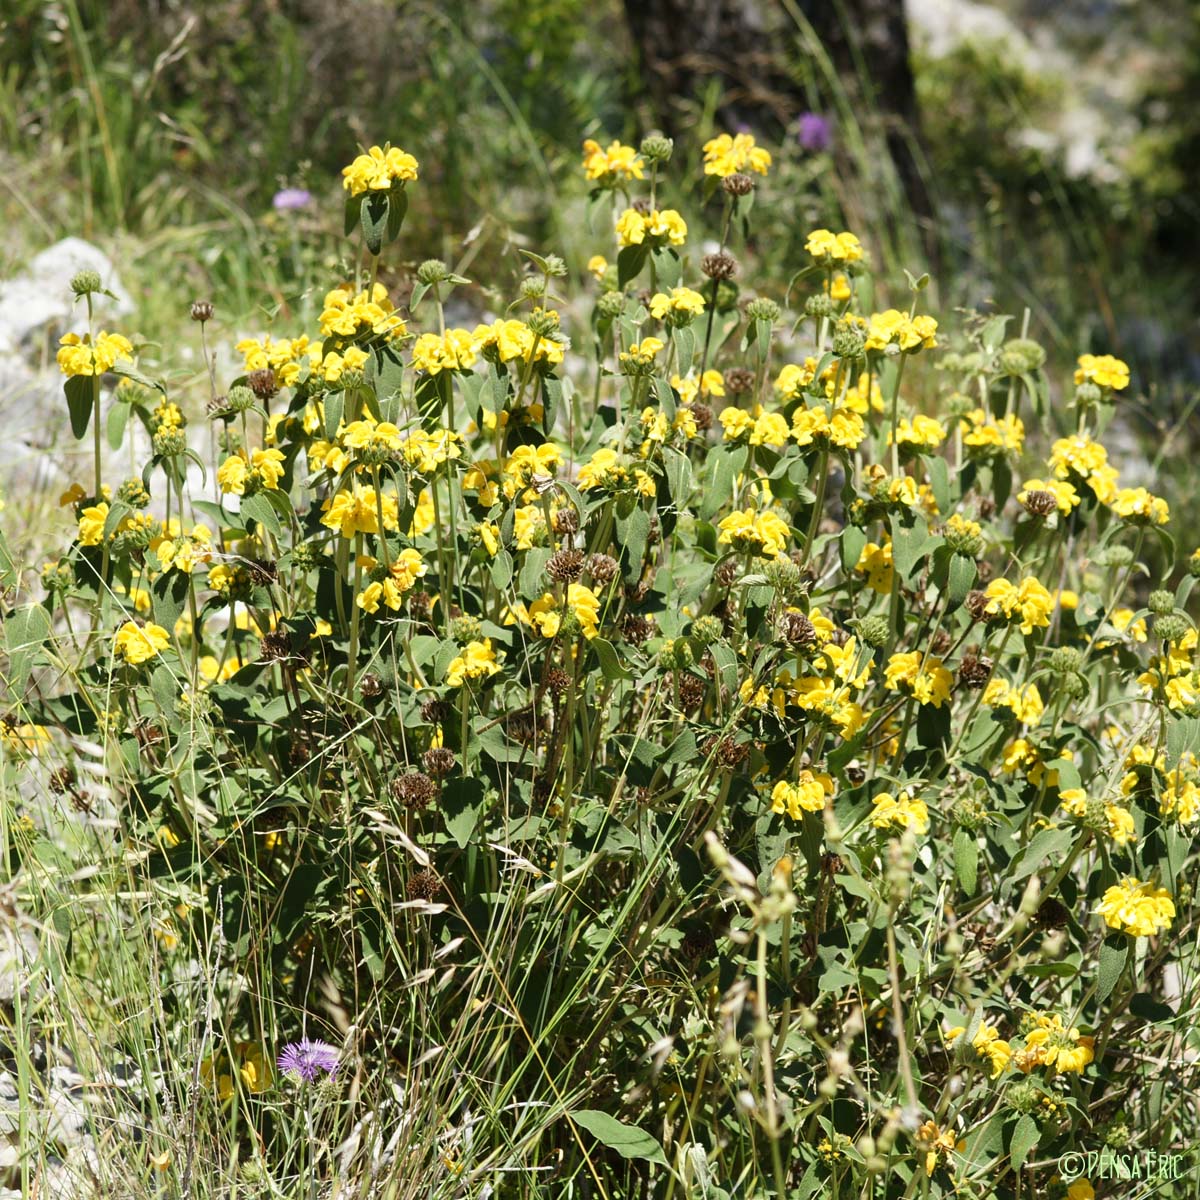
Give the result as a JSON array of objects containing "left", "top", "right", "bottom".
[
  {"left": 217, "top": 448, "right": 285, "bottom": 496},
  {"left": 1097, "top": 877, "right": 1174, "bottom": 937},
  {"left": 945, "top": 1020, "right": 1013, "bottom": 1078},
  {"left": 319, "top": 283, "right": 406, "bottom": 339},
  {"left": 343, "top": 417, "right": 405, "bottom": 455},
  {"left": 586, "top": 254, "right": 609, "bottom": 280},
  {"left": 870, "top": 790, "right": 930, "bottom": 835},
  {"left": 884, "top": 652, "right": 954, "bottom": 708},
  {"left": 649, "top": 287, "right": 706, "bottom": 321},
  {"left": 825, "top": 272, "right": 852, "bottom": 302},
  {"left": 890, "top": 414, "right": 946, "bottom": 450},
  {"left": 320, "top": 488, "right": 400, "bottom": 538},
  {"left": 78, "top": 501, "right": 110, "bottom": 546},
  {"left": 717, "top": 507, "right": 791, "bottom": 560},
  {"left": 581, "top": 138, "right": 645, "bottom": 183},
  {"left": 446, "top": 639, "right": 501, "bottom": 688},
  {"left": 804, "top": 229, "right": 863, "bottom": 263},
  {"left": 864, "top": 309, "right": 937, "bottom": 353},
  {"left": 1111, "top": 486, "right": 1169, "bottom": 525},
  {"left": 855, "top": 540, "right": 893, "bottom": 594},
  {"left": 341, "top": 144, "right": 419, "bottom": 195},
  {"left": 983, "top": 679, "right": 1044, "bottom": 725},
  {"left": 961, "top": 408, "right": 1025, "bottom": 457},
  {"left": 1075, "top": 353, "right": 1129, "bottom": 391},
  {"left": 702, "top": 131, "right": 771, "bottom": 178},
  {"left": 1020, "top": 1014, "right": 1095, "bottom": 1075},
  {"left": 615, "top": 207, "right": 687, "bottom": 248},
  {"left": 984, "top": 577, "right": 1054, "bottom": 634},
  {"left": 57, "top": 330, "right": 133, "bottom": 377},
  {"left": 1067, "top": 1181, "right": 1095, "bottom": 1200},
  {"left": 113, "top": 621, "right": 170, "bottom": 666},
  {"left": 411, "top": 329, "right": 478, "bottom": 375},
  {"left": 771, "top": 771, "right": 834, "bottom": 819},
  {"left": 671, "top": 369, "right": 725, "bottom": 405},
  {"left": 915, "top": 1120, "right": 957, "bottom": 1177}
]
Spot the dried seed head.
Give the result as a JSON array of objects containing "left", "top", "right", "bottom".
[
  {"left": 190, "top": 300, "right": 214, "bottom": 322},
  {"left": 585, "top": 553, "right": 619, "bottom": 588},
  {"left": 781, "top": 610, "right": 816, "bottom": 646},
  {"left": 359, "top": 672, "right": 385, "bottom": 702},
  {"left": 247, "top": 368, "right": 279, "bottom": 400},
  {"left": 407, "top": 868, "right": 442, "bottom": 901},
  {"left": 679, "top": 672, "right": 707, "bottom": 711},
  {"left": 391, "top": 772, "right": 436, "bottom": 810},
  {"left": 259, "top": 629, "right": 293, "bottom": 663},
  {"left": 423, "top": 747, "right": 456, "bottom": 777},
  {"left": 1035, "top": 898, "right": 1070, "bottom": 930},
  {"left": 957, "top": 654, "right": 993, "bottom": 689},
  {"left": 715, "top": 557, "right": 741, "bottom": 588},
  {"left": 409, "top": 591, "right": 433, "bottom": 622},
  {"left": 681, "top": 927, "right": 717, "bottom": 961},
  {"left": 1021, "top": 489, "right": 1058, "bottom": 517},
  {"left": 723, "top": 172, "right": 754, "bottom": 196},
  {"left": 687, "top": 402, "right": 713, "bottom": 432},
  {"left": 724, "top": 367, "right": 755, "bottom": 395},
  {"left": 701, "top": 252, "right": 738, "bottom": 281},
  {"left": 553, "top": 507, "right": 579, "bottom": 535},
  {"left": 207, "top": 394, "right": 231, "bottom": 419},
  {"left": 622, "top": 614, "right": 653, "bottom": 646},
  {"left": 716, "top": 737, "right": 749, "bottom": 769},
  {"left": 248, "top": 558, "right": 279, "bottom": 587},
  {"left": 420, "top": 697, "right": 450, "bottom": 724},
  {"left": 546, "top": 667, "right": 572, "bottom": 697},
  {"left": 48, "top": 766, "right": 76, "bottom": 795},
  {"left": 965, "top": 590, "right": 992, "bottom": 623},
  {"left": 547, "top": 549, "right": 584, "bottom": 582}
]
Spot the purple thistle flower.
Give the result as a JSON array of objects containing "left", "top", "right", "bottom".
[
  {"left": 796, "top": 113, "right": 832, "bottom": 153},
  {"left": 272, "top": 187, "right": 312, "bottom": 212},
  {"left": 278, "top": 1039, "right": 339, "bottom": 1082}
]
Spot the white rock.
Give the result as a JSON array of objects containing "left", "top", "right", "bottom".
[{"left": 0, "top": 238, "right": 131, "bottom": 358}]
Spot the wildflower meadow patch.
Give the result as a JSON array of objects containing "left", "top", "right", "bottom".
[{"left": 1, "top": 130, "right": 1197, "bottom": 1199}]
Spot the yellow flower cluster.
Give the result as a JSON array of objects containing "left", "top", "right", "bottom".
[
  {"left": 446, "top": 639, "right": 501, "bottom": 688},
  {"left": 341, "top": 144, "right": 419, "bottom": 195},
  {"left": 615, "top": 207, "right": 687, "bottom": 248},
  {"left": 770, "top": 770, "right": 834, "bottom": 820},
  {"left": 983, "top": 577, "right": 1054, "bottom": 634},
  {"left": 804, "top": 229, "right": 863, "bottom": 263},
  {"left": 1097, "top": 877, "right": 1175, "bottom": 937},
  {"left": 320, "top": 283, "right": 407, "bottom": 340},
  {"left": 357, "top": 549, "right": 427, "bottom": 614},
  {"left": 884, "top": 652, "right": 954, "bottom": 708},
  {"left": 717, "top": 507, "right": 792, "bottom": 560},
  {"left": 411, "top": 329, "right": 478, "bottom": 375},
  {"left": 581, "top": 138, "right": 645, "bottom": 183},
  {"left": 702, "top": 132, "right": 772, "bottom": 178},
  {"left": 113, "top": 621, "right": 170, "bottom": 666},
  {"left": 945, "top": 1019, "right": 1012, "bottom": 1078},
  {"left": 863, "top": 309, "right": 938, "bottom": 354},
  {"left": 57, "top": 331, "right": 133, "bottom": 377},
  {"left": 1074, "top": 353, "right": 1129, "bottom": 391},
  {"left": 217, "top": 448, "right": 286, "bottom": 496},
  {"left": 1016, "top": 1014, "right": 1095, "bottom": 1075},
  {"left": 870, "top": 790, "right": 930, "bottom": 834}
]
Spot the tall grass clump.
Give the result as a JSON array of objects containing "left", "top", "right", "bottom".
[{"left": 1, "top": 128, "right": 1198, "bottom": 1200}]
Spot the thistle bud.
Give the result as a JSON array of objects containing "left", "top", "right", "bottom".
[
  {"left": 805, "top": 293, "right": 834, "bottom": 318},
  {"left": 227, "top": 385, "right": 255, "bottom": 414},
  {"left": 745, "top": 297, "right": 780, "bottom": 324},
  {"left": 416, "top": 259, "right": 449, "bottom": 285},
  {"left": 70, "top": 268, "right": 103, "bottom": 297},
  {"left": 856, "top": 614, "right": 889, "bottom": 648},
  {"left": 640, "top": 133, "right": 674, "bottom": 163},
  {"left": 1048, "top": 646, "right": 1082, "bottom": 674},
  {"left": 1148, "top": 589, "right": 1175, "bottom": 615},
  {"left": 1154, "top": 613, "right": 1190, "bottom": 645}
]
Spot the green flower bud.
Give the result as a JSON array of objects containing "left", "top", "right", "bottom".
[
  {"left": 950, "top": 795, "right": 990, "bottom": 832},
  {"left": 1048, "top": 646, "right": 1082, "bottom": 674},
  {"left": 1075, "top": 381, "right": 1102, "bottom": 407},
  {"left": 1095, "top": 545, "right": 1134, "bottom": 569},
  {"left": 289, "top": 543, "right": 320, "bottom": 572},
  {"left": 542, "top": 254, "right": 568, "bottom": 278},
  {"left": 1154, "top": 613, "right": 1191, "bottom": 645},
  {"left": 227, "top": 385, "right": 256, "bottom": 414},
  {"left": 805, "top": 293, "right": 834, "bottom": 318},
  {"left": 832, "top": 321, "right": 866, "bottom": 359},
  {"left": 519, "top": 275, "right": 547, "bottom": 300},
  {"left": 596, "top": 291, "right": 626, "bottom": 320},
  {"left": 1148, "top": 589, "right": 1175, "bottom": 615},
  {"left": 1005, "top": 1080, "right": 1041, "bottom": 1115},
  {"left": 745, "top": 298, "right": 780, "bottom": 324},
  {"left": 640, "top": 134, "right": 674, "bottom": 163},
  {"left": 856, "top": 614, "right": 890, "bottom": 648},
  {"left": 763, "top": 557, "right": 802, "bottom": 595},
  {"left": 153, "top": 428, "right": 186, "bottom": 458},
  {"left": 526, "top": 308, "right": 561, "bottom": 337},
  {"left": 1189, "top": 549, "right": 1200, "bottom": 579},
  {"left": 416, "top": 259, "right": 449, "bottom": 285},
  {"left": 451, "top": 615, "right": 483, "bottom": 644},
  {"left": 116, "top": 477, "right": 151, "bottom": 508},
  {"left": 999, "top": 338, "right": 1046, "bottom": 375},
  {"left": 1062, "top": 672, "right": 1089, "bottom": 700},
  {"left": 944, "top": 391, "right": 974, "bottom": 420},
  {"left": 672, "top": 637, "right": 695, "bottom": 669},
  {"left": 70, "top": 268, "right": 102, "bottom": 297},
  {"left": 715, "top": 279, "right": 740, "bottom": 313},
  {"left": 691, "top": 615, "right": 724, "bottom": 647},
  {"left": 657, "top": 642, "right": 678, "bottom": 672}
]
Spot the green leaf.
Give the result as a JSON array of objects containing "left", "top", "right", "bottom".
[
  {"left": 1097, "top": 934, "right": 1128, "bottom": 1003},
  {"left": 151, "top": 569, "right": 190, "bottom": 633},
  {"left": 947, "top": 554, "right": 977, "bottom": 606},
  {"left": 1009, "top": 1113, "right": 1039, "bottom": 1171},
  {"left": 1129, "top": 992, "right": 1175, "bottom": 1024},
  {"left": 890, "top": 514, "right": 931, "bottom": 582},
  {"left": 651, "top": 247, "right": 682, "bottom": 290},
  {"left": 240, "top": 493, "right": 283, "bottom": 539},
  {"left": 570, "top": 1110, "right": 668, "bottom": 1168},
  {"left": 1009, "top": 826, "right": 1075, "bottom": 883},
  {"left": 64, "top": 375, "right": 94, "bottom": 439},
  {"left": 662, "top": 447, "right": 692, "bottom": 507},
  {"left": 360, "top": 192, "right": 389, "bottom": 256},
  {"left": 386, "top": 185, "right": 409, "bottom": 242},
  {"left": 4, "top": 604, "right": 53, "bottom": 696},
  {"left": 343, "top": 192, "right": 364, "bottom": 237},
  {"left": 106, "top": 396, "right": 131, "bottom": 450},
  {"left": 150, "top": 663, "right": 177, "bottom": 714},
  {"left": 953, "top": 829, "right": 978, "bottom": 895},
  {"left": 323, "top": 389, "right": 345, "bottom": 441},
  {"left": 672, "top": 324, "right": 694, "bottom": 372},
  {"left": 615, "top": 504, "right": 650, "bottom": 580},
  {"left": 442, "top": 777, "right": 485, "bottom": 849},
  {"left": 489, "top": 549, "right": 513, "bottom": 591},
  {"left": 616, "top": 244, "right": 649, "bottom": 288},
  {"left": 111, "top": 361, "right": 166, "bottom": 394},
  {"left": 592, "top": 637, "right": 632, "bottom": 681},
  {"left": 840, "top": 525, "right": 867, "bottom": 573}
]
